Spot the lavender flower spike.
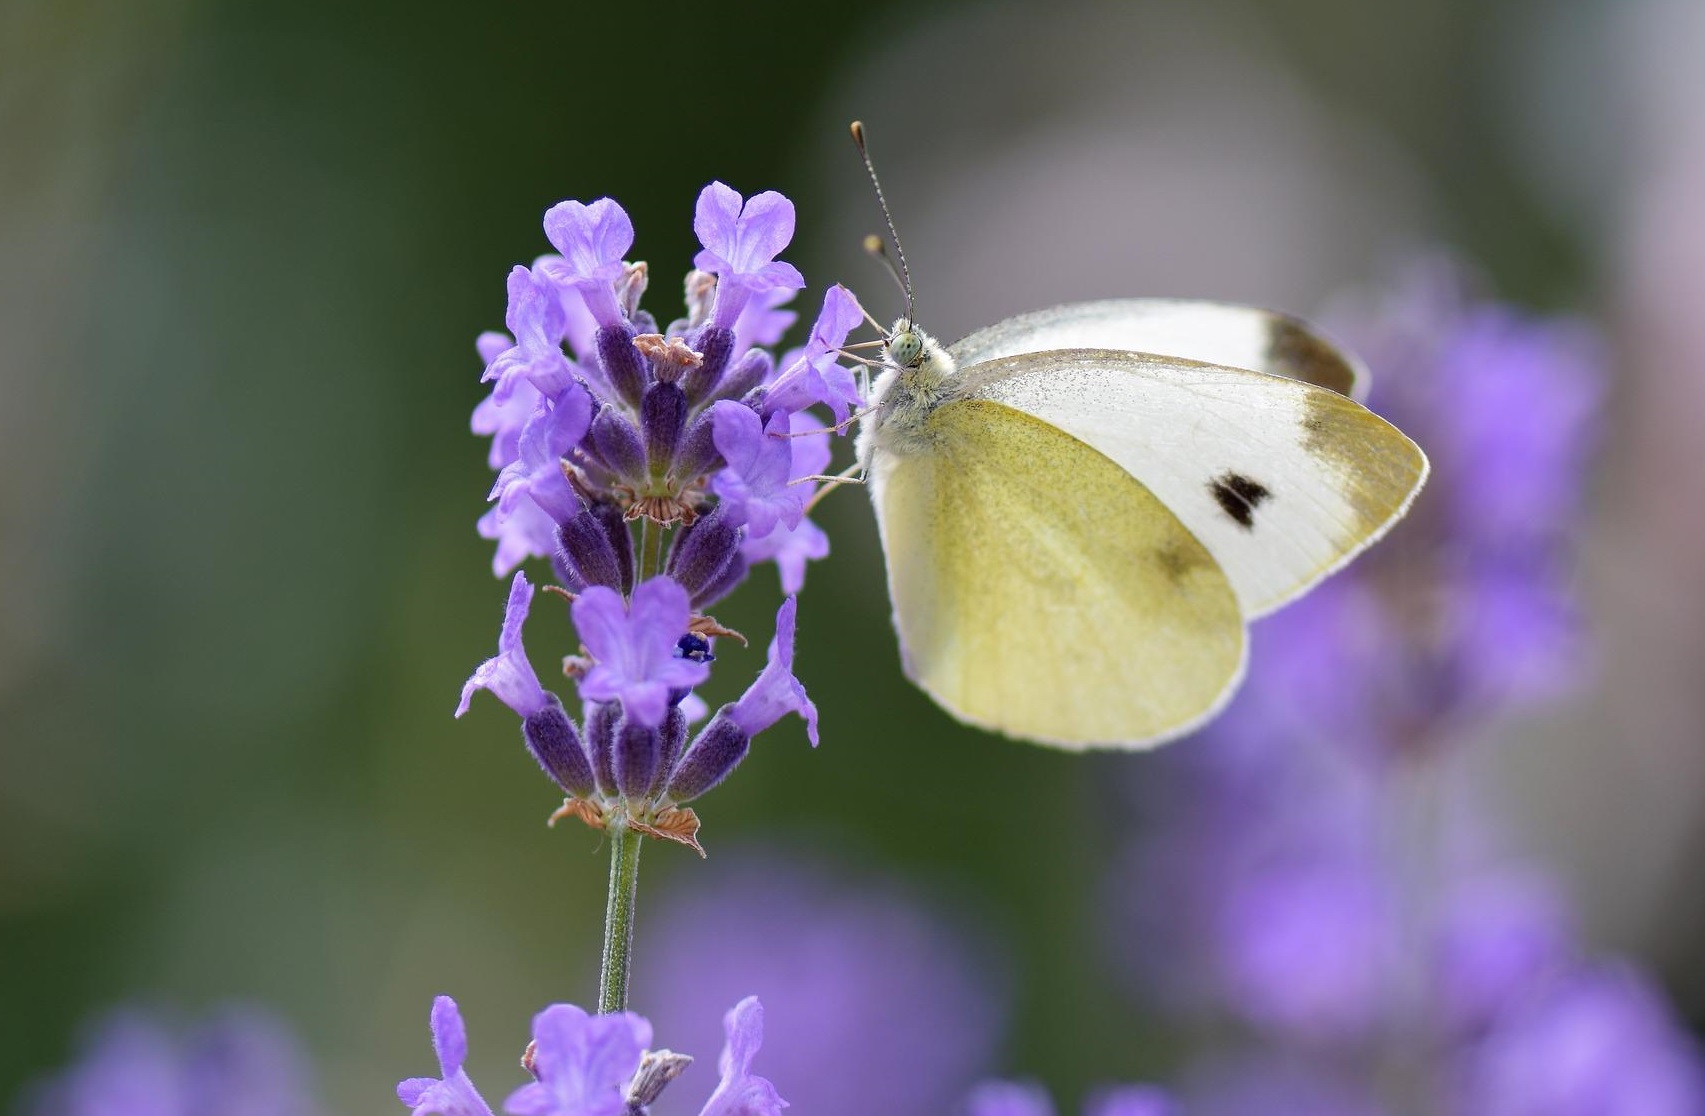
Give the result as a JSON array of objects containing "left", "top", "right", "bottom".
[
  {"left": 540, "top": 198, "right": 634, "bottom": 330},
  {"left": 573, "top": 577, "right": 710, "bottom": 729},
  {"left": 693, "top": 182, "right": 805, "bottom": 330},
  {"left": 456, "top": 571, "right": 548, "bottom": 719},
  {"left": 397, "top": 997, "right": 496, "bottom": 1116},
  {"left": 729, "top": 596, "right": 818, "bottom": 745},
  {"left": 503, "top": 1005, "right": 650, "bottom": 1116},
  {"left": 698, "top": 997, "right": 788, "bottom": 1116}
]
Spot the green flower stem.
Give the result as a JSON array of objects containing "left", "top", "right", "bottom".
[{"left": 598, "top": 815, "right": 645, "bottom": 1014}]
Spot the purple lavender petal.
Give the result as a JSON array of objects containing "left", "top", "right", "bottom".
[
  {"left": 502, "top": 1005, "right": 649, "bottom": 1116},
  {"left": 732, "top": 286, "right": 800, "bottom": 357},
  {"left": 741, "top": 517, "right": 829, "bottom": 595},
  {"left": 710, "top": 402, "right": 803, "bottom": 538},
  {"left": 763, "top": 286, "right": 866, "bottom": 425},
  {"left": 395, "top": 997, "right": 494, "bottom": 1116},
  {"left": 483, "top": 267, "right": 574, "bottom": 403},
  {"left": 540, "top": 199, "right": 633, "bottom": 329},
  {"left": 478, "top": 497, "right": 560, "bottom": 577},
  {"left": 692, "top": 183, "right": 806, "bottom": 329},
  {"left": 456, "top": 572, "right": 550, "bottom": 720},
  {"left": 489, "top": 389, "right": 592, "bottom": 527},
  {"left": 727, "top": 597, "right": 818, "bottom": 745},
  {"left": 697, "top": 997, "right": 788, "bottom": 1116},
  {"left": 572, "top": 579, "right": 710, "bottom": 729}
]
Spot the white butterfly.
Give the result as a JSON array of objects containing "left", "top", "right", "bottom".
[{"left": 854, "top": 294, "right": 1426, "bottom": 750}]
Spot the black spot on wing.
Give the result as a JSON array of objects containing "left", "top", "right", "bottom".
[{"left": 1209, "top": 472, "right": 1272, "bottom": 530}]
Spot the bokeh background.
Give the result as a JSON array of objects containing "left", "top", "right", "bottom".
[{"left": 5, "top": 0, "right": 1705, "bottom": 1111}]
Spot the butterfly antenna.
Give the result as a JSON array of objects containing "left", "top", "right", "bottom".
[{"left": 850, "top": 120, "right": 914, "bottom": 325}]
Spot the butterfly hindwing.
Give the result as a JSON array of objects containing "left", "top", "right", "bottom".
[
  {"left": 957, "top": 349, "right": 1429, "bottom": 618},
  {"left": 868, "top": 397, "right": 1247, "bottom": 749}
]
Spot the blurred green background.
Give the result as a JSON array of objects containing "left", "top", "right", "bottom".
[{"left": 5, "top": 0, "right": 1704, "bottom": 1109}]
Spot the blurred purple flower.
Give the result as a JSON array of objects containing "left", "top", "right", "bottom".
[
  {"left": 635, "top": 852, "right": 1005, "bottom": 1116},
  {"left": 23, "top": 1005, "right": 320, "bottom": 1116},
  {"left": 1458, "top": 964, "right": 1705, "bottom": 1116},
  {"left": 966, "top": 1082, "right": 1177, "bottom": 1116},
  {"left": 397, "top": 996, "right": 495, "bottom": 1116}
]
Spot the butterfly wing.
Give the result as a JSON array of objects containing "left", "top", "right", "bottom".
[
  {"left": 949, "top": 299, "right": 1368, "bottom": 400},
  {"left": 868, "top": 396, "right": 1246, "bottom": 749},
  {"left": 957, "top": 349, "right": 1428, "bottom": 618}
]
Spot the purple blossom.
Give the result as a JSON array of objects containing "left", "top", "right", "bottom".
[
  {"left": 732, "top": 286, "right": 799, "bottom": 357},
  {"left": 697, "top": 998, "right": 787, "bottom": 1116},
  {"left": 478, "top": 496, "right": 561, "bottom": 578},
  {"left": 764, "top": 285, "right": 865, "bottom": 425},
  {"left": 572, "top": 577, "right": 710, "bottom": 729},
  {"left": 1213, "top": 851, "right": 1393, "bottom": 1042},
  {"left": 1435, "top": 870, "right": 1576, "bottom": 1034},
  {"left": 483, "top": 266, "right": 575, "bottom": 404},
  {"left": 636, "top": 852, "right": 1005, "bottom": 1116},
  {"left": 22, "top": 1005, "right": 321, "bottom": 1116},
  {"left": 540, "top": 198, "right": 634, "bottom": 329},
  {"left": 471, "top": 330, "right": 541, "bottom": 469},
  {"left": 489, "top": 389, "right": 592, "bottom": 528},
  {"left": 728, "top": 596, "right": 817, "bottom": 744},
  {"left": 1180, "top": 1054, "right": 1388, "bottom": 1116},
  {"left": 738, "top": 412, "right": 831, "bottom": 593},
  {"left": 502, "top": 1005, "right": 649, "bottom": 1116},
  {"left": 692, "top": 183, "right": 806, "bottom": 329},
  {"left": 397, "top": 997, "right": 496, "bottom": 1116},
  {"left": 966, "top": 1082, "right": 1055, "bottom": 1116},
  {"left": 710, "top": 402, "right": 804, "bottom": 539},
  {"left": 1458, "top": 964, "right": 1705, "bottom": 1116},
  {"left": 456, "top": 571, "right": 548, "bottom": 720}
]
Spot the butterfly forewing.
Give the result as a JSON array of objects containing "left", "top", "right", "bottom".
[
  {"left": 948, "top": 299, "right": 1368, "bottom": 400},
  {"left": 868, "top": 396, "right": 1247, "bottom": 749},
  {"left": 957, "top": 349, "right": 1428, "bottom": 619}
]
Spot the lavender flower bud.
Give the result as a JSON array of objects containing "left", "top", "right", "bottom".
[
  {"left": 694, "top": 551, "right": 749, "bottom": 610},
  {"left": 665, "top": 709, "right": 749, "bottom": 802},
  {"left": 585, "top": 700, "right": 619, "bottom": 797},
  {"left": 596, "top": 325, "right": 648, "bottom": 408},
  {"left": 652, "top": 703, "right": 690, "bottom": 797},
  {"left": 613, "top": 714, "right": 661, "bottom": 799},
  {"left": 591, "top": 499, "right": 634, "bottom": 595},
  {"left": 522, "top": 693, "right": 596, "bottom": 798},
  {"left": 642, "top": 382, "right": 687, "bottom": 477},
  {"left": 718, "top": 348, "right": 773, "bottom": 404},
  {"left": 558, "top": 507, "right": 623, "bottom": 591},
  {"left": 665, "top": 505, "right": 742, "bottom": 604},
  {"left": 674, "top": 411, "right": 722, "bottom": 482},
  {"left": 682, "top": 325, "right": 735, "bottom": 404},
  {"left": 590, "top": 405, "right": 645, "bottom": 480}
]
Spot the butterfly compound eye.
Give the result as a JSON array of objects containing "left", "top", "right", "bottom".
[{"left": 888, "top": 329, "right": 924, "bottom": 368}]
